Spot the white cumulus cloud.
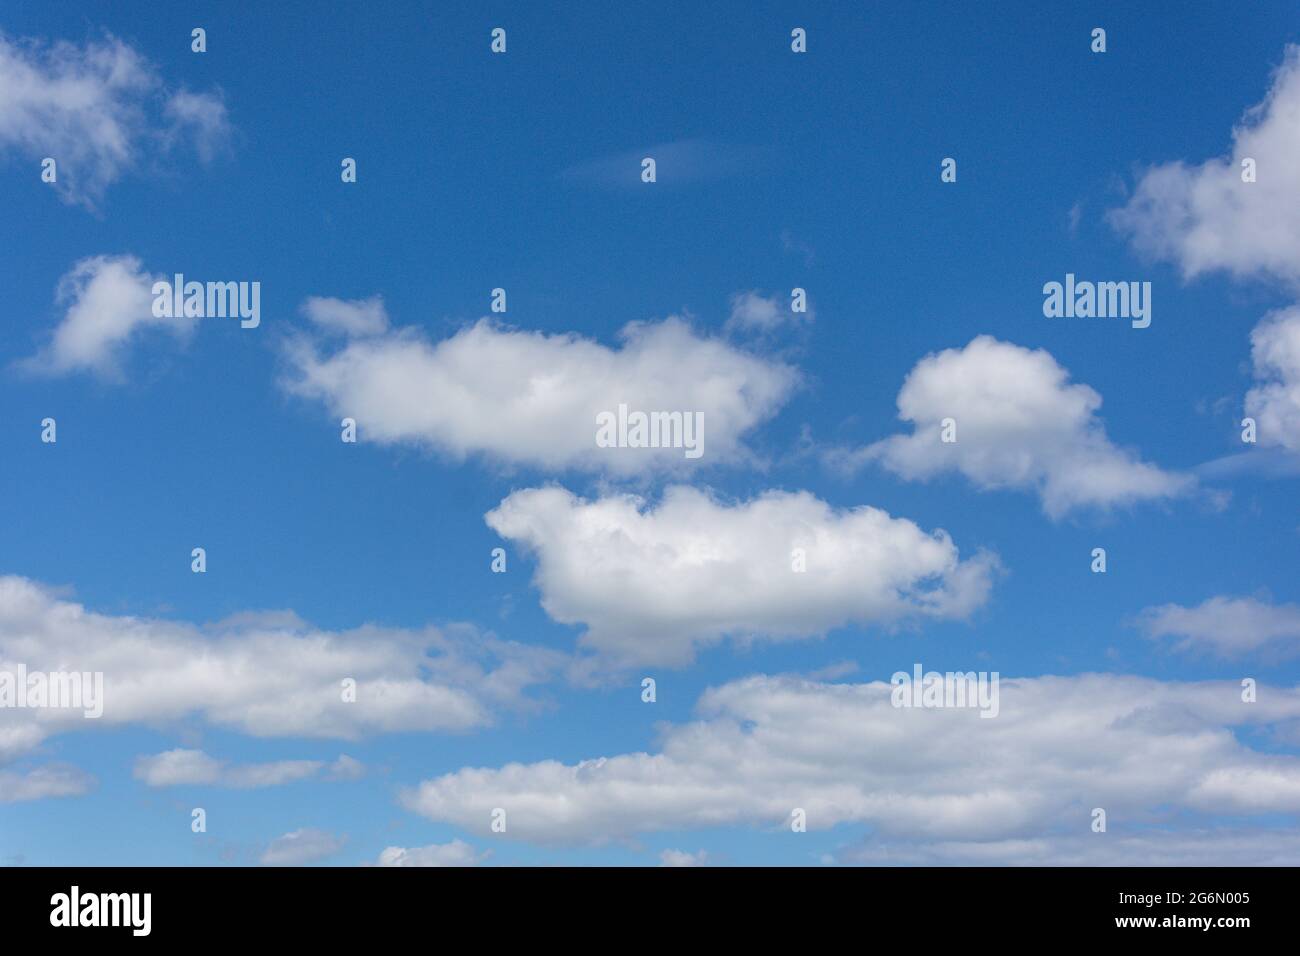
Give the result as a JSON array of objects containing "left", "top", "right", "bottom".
[
  {"left": 1109, "top": 45, "right": 1300, "bottom": 285},
  {"left": 20, "top": 254, "right": 195, "bottom": 380},
  {"left": 835, "top": 336, "right": 1192, "bottom": 517},
  {"left": 1139, "top": 595, "right": 1300, "bottom": 658},
  {"left": 0, "top": 575, "right": 565, "bottom": 768},
  {"left": 1245, "top": 305, "right": 1300, "bottom": 451},
  {"left": 281, "top": 315, "right": 799, "bottom": 474},
  {"left": 485, "top": 485, "right": 997, "bottom": 671},
  {"left": 401, "top": 673, "right": 1300, "bottom": 849}
]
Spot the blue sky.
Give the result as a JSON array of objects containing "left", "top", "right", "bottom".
[{"left": 2, "top": 1, "right": 1300, "bottom": 866}]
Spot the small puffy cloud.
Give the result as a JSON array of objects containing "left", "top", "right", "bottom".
[
  {"left": 161, "top": 89, "right": 231, "bottom": 163},
  {"left": 281, "top": 315, "right": 798, "bottom": 474},
  {"left": 300, "top": 295, "right": 389, "bottom": 337},
  {"left": 659, "top": 849, "right": 710, "bottom": 867},
  {"left": 485, "top": 485, "right": 996, "bottom": 670},
  {"left": 0, "top": 575, "right": 565, "bottom": 764},
  {"left": 1140, "top": 595, "right": 1300, "bottom": 658},
  {"left": 1245, "top": 305, "right": 1300, "bottom": 451},
  {"left": 838, "top": 336, "right": 1192, "bottom": 517},
  {"left": 1109, "top": 45, "right": 1300, "bottom": 285},
  {"left": 260, "top": 828, "right": 346, "bottom": 866},
  {"left": 725, "top": 290, "right": 811, "bottom": 333},
  {"left": 0, "top": 33, "right": 230, "bottom": 208},
  {"left": 0, "top": 763, "right": 94, "bottom": 803},
  {"left": 132, "top": 748, "right": 361, "bottom": 788},
  {"left": 373, "top": 840, "right": 487, "bottom": 867},
  {"left": 132, "top": 749, "right": 224, "bottom": 786},
  {"left": 401, "top": 673, "right": 1300, "bottom": 847},
  {"left": 20, "top": 255, "right": 194, "bottom": 380}
]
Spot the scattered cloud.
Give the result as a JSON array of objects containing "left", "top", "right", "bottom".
[
  {"left": 300, "top": 295, "right": 390, "bottom": 338},
  {"left": 1109, "top": 45, "right": 1300, "bottom": 285},
  {"left": 133, "top": 748, "right": 364, "bottom": 788},
  {"left": 327, "top": 754, "right": 366, "bottom": 781},
  {"left": 372, "top": 840, "right": 488, "bottom": 867},
  {"left": 560, "top": 138, "right": 768, "bottom": 189},
  {"left": 260, "top": 828, "right": 346, "bottom": 866},
  {"left": 18, "top": 254, "right": 194, "bottom": 380},
  {"left": 830, "top": 336, "right": 1193, "bottom": 517},
  {"left": 0, "top": 763, "right": 94, "bottom": 803},
  {"left": 161, "top": 88, "right": 231, "bottom": 163},
  {"left": 725, "top": 290, "right": 812, "bottom": 334},
  {"left": 1245, "top": 305, "right": 1300, "bottom": 452},
  {"left": 658, "top": 848, "right": 710, "bottom": 867},
  {"left": 1195, "top": 446, "right": 1300, "bottom": 480},
  {"left": 1139, "top": 595, "right": 1300, "bottom": 658},
  {"left": 0, "top": 33, "right": 231, "bottom": 208}
]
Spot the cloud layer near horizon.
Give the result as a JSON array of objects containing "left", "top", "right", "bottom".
[{"left": 401, "top": 673, "right": 1300, "bottom": 847}]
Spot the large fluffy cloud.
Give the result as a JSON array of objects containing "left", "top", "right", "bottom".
[
  {"left": 1140, "top": 595, "right": 1300, "bottom": 658},
  {"left": 19, "top": 254, "right": 194, "bottom": 379},
  {"left": 0, "top": 575, "right": 565, "bottom": 766},
  {"left": 485, "top": 485, "right": 997, "bottom": 670},
  {"left": 836, "top": 336, "right": 1192, "bottom": 517},
  {"left": 1109, "top": 45, "right": 1300, "bottom": 285},
  {"left": 1245, "top": 305, "right": 1300, "bottom": 451},
  {"left": 401, "top": 673, "right": 1300, "bottom": 850},
  {"left": 280, "top": 315, "right": 799, "bottom": 474},
  {"left": 0, "top": 33, "right": 230, "bottom": 208}
]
